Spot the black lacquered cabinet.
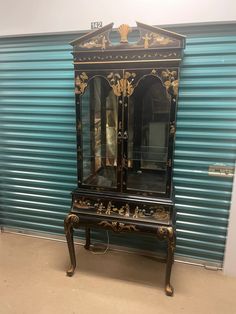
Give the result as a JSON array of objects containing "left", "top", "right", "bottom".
[{"left": 64, "top": 22, "right": 185, "bottom": 296}]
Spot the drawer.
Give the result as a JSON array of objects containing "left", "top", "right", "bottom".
[{"left": 72, "top": 193, "right": 172, "bottom": 225}]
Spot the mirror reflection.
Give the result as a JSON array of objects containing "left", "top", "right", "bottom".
[{"left": 81, "top": 76, "right": 117, "bottom": 187}]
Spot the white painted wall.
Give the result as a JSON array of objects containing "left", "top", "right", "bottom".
[
  {"left": 0, "top": 0, "right": 236, "bottom": 36},
  {"left": 224, "top": 162, "right": 236, "bottom": 277}
]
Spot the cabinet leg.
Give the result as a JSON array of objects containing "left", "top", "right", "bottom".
[
  {"left": 84, "top": 227, "right": 91, "bottom": 250},
  {"left": 165, "top": 230, "right": 175, "bottom": 296},
  {"left": 64, "top": 214, "right": 79, "bottom": 277}
]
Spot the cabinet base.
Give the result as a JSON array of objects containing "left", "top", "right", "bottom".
[{"left": 64, "top": 206, "right": 175, "bottom": 296}]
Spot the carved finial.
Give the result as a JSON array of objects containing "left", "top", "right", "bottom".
[{"left": 117, "top": 24, "right": 131, "bottom": 43}]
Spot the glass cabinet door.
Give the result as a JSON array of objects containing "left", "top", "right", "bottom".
[
  {"left": 127, "top": 75, "right": 171, "bottom": 194},
  {"left": 80, "top": 76, "right": 118, "bottom": 188}
]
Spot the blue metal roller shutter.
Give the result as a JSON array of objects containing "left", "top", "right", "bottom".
[
  {"left": 0, "top": 23, "right": 235, "bottom": 265},
  {"left": 0, "top": 35, "right": 77, "bottom": 234},
  {"left": 173, "top": 24, "right": 236, "bottom": 263}
]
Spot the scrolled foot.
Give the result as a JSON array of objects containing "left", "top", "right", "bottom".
[
  {"left": 165, "top": 284, "right": 174, "bottom": 296},
  {"left": 66, "top": 265, "right": 75, "bottom": 277}
]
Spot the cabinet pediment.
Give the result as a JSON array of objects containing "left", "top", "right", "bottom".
[
  {"left": 70, "top": 21, "right": 185, "bottom": 52},
  {"left": 70, "top": 22, "right": 114, "bottom": 50}
]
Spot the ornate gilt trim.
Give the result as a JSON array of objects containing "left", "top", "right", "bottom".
[
  {"left": 98, "top": 220, "right": 138, "bottom": 232},
  {"left": 73, "top": 198, "right": 170, "bottom": 223},
  {"left": 117, "top": 24, "right": 131, "bottom": 43},
  {"left": 74, "top": 51, "right": 180, "bottom": 63},
  {"left": 74, "top": 59, "right": 181, "bottom": 65},
  {"left": 75, "top": 72, "right": 88, "bottom": 95},
  {"left": 161, "top": 70, "right": 179, "bottom": 96},
  {"left": 156, "top": 226, "right": 175, "bottom": 254},
  {"left": 73, "top": 198, "right": 170, "bottom": 222},
  {"left": 64, "top": 214, "right": 80, "bottom": 231},
  {"left": 167, "top": 226, "right": 174, "bottom": 238},
  {"left": 157, "top": 226, "right": 174, "bottom": 240},
  {"left": 71, "top": 21, "right": 185, "bottom": 52},
  {"left": 149, "top": 69, "right": 179, "bottom": 97},
  {"left": 107, "top": 71, "right": 136, "bottom": 96}
]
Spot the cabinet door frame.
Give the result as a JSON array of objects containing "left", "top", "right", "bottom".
[
  {"left": 120, "top": 67, "right": 179, "bottom": 198},
  {"left": 75, "top": 67, "right": 178, "bottom": 197},
  {"left": 76, "top": 70, "right": 122, "bottom": 192}
]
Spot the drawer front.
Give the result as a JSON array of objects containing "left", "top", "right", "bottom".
[{"left": 72, "top": 193, "right": 172, "bottom": 225}]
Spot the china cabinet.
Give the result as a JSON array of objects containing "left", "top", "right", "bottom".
[{"left": 64, "top": 22, "right": 185, "bottom": 296}]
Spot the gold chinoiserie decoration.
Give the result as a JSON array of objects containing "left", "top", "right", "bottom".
[
  {"left": 79, "top": 35, "right": 108, "bottom": 49},
  {"left": 117, "top": 24, "right": 131, "bottom": 43},
  {"left": 107, "top": 71, "right": 136, "bottom": 96},
  {"left": 98, "top": 220, "right": 138, "bottom": 232},
  {"left": 142, "top": 32, "right": 174, "bottom": 49},
  {"left": 75, "top": 72, "right": 88, "bottom": 95},
  {"left": 161, "top": 70, "right": 179, "bottom": 96},
  {"left": 74, "top": 199, "right": 91, "bottom": 209},
  {"left": 142, "top": 33, "right": 152, "bottom": 49},
  {"left": 66, "top": 21, "right": 186, "bottom": 296}
]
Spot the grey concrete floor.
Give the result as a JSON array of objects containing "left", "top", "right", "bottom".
[{"left": 0, "top": 232, "right": 236, "bottom": 314}]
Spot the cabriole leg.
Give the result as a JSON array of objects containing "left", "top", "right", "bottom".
[
  {"left": 64, "top": 214, "right": 80, "bottom": 276},
  {"left": 165, "top": 228, "right": 175, "bottom": 296}
]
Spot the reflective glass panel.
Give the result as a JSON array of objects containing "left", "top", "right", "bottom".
[
  {"left": 81, "top": 76, "right": 117, "bottom": 188},
  {"left": 127, "top": 75, "right": 171, "bottom": 193}
]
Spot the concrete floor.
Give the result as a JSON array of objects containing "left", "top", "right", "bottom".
[{"left": 0, "top": 233, "right": 236, "bottom": 314}]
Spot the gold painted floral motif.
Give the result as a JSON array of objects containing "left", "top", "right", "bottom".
[
  {"left": 75, "top": 72, "right": 88, "bottom": 95},
  {"left": 161, "top": 70, "right": 179, "bottom": 96},
  {"left": 98, "top": 220, "right": 138, "bottom": 232},
  {"left": 107, "top": 72, "right": 136, "bottom": 96}
]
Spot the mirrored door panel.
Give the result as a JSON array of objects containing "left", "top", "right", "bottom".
[
  {"left": 80, "top": 76, "right": 118, "bottom": 188},
  {"left": 127, "top": 75, "right": 171, "bottom": 193}
]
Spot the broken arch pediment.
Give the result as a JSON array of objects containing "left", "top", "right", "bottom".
[{"left": 70, "top": 21, "right": 185, "bottom": 51}]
